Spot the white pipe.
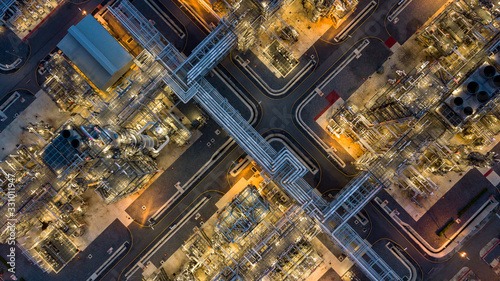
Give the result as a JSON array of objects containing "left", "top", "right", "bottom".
[
  {"left": 152, "top": 135, "right": 169, "bottom": 154},
  {"left": 138, "top": 121, "right": 155, "bottom": 134}
]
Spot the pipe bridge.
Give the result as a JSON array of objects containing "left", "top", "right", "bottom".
[{"left": 109, "top": 1, "right": 400, "bottom": 279}]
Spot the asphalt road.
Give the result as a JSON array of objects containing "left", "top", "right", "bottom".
[
  {"left": 363, "top": 200, "right": 500, "bottom": 281},
  {"left": 0, "top": 0, "right": 104, "bottom": 96}
]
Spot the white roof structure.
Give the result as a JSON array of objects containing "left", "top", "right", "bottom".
[{"left": 57, "top": 15, "right": 133, "bottom": 90}]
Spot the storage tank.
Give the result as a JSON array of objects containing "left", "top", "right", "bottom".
[
  {"left": 476, "top": 91, "right": 490, "bottom": 104},
  {"left": 61, "top": 129, "right": 81, "bottom": 148},
  {"left": 466, "top": 81, "right": 479, "bottom": 94},
  {"left": 489, "top": 75, "right": 500, "bottom": 88},
  {"left": 463, "top": 106, "right": 474, "bottom": 116},
  {"left": 452, "top": 96, "right": 464, "bottom": 108},
  {"left": 479, "top": 65, "right": 496, "bottom": 79}
]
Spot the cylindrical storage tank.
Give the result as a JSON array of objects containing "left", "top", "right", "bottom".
[
  {"left": 62, "top": 129, "right": 81, "bottom": 148},
  {"left": 476, "top": 91, "right": 490, "bottom": 103},
  {"left": 466, "top": 81, "right": 479, "bottom": 94},
  {"left": 62, "top": 129, "right": 72, "bottom": 138},
  {"left": 71, "top": 138, "right": 81, "bottom": 148},
  {"left": 463, "top": 106, "right": 474, "bottom": 116},
  {"left": 489, "top": 75, "right": 500, "bottom": 88},
  {"left": 494, "top": 54, "right": 500, "bottom": 68},
  {"left": 62, "top": 129, "right": 79, "bottom": 139},
  {"left": 479, "top": 65, "right": 497, "bottom": 79},
  {"left": 453, "top": 96, "right": 464, "bottom": 107}
]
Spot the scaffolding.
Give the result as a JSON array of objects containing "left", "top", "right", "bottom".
[
  {"left": 216, "top": 187, "right": 270, "bottom": 242},
  {"left": 41, "top": 53, "right": 105, "bottom": 112},
  {"left": 109, "top": 1, "right": 401, "bottom": 279},
  {"left": 331, "top": 224, "right": 400, "bottom": 280},
  {"left": 171, "top": 185, "right": 323, "bottom": 281},
  {"left": 1, "top": 0, "right": 63, "bottom": 39},
  {"left": 417, "top": 0, "right": 494, "bottom": 73},
  {"left": 0, "top": 142, "right": 86, "bottom": 272},
  {"left": 0, "top": 0, "right": 16, "bottom": 20},
  {"left": 32, "top": 226, "right": 79, "bottom": 273},
  {"left": 260, "top": 239, "right": 322, "bottom": 280},
  {"left": 366, "top": 61, "right": 448, "bottom": 121},
  {"left": 325, "top": 0, "right": 500, "bottom": 213}
]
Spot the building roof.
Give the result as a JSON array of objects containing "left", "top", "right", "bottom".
[
  {"left": 57, "top": 15, "right": 133, "bottom": 90},
  {"left": 42, "top": 134, "right": 81, "bottom": 175}
]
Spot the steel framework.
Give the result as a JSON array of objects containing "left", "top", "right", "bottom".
[
  {"left": 0, "top": 0, "right": 16, "bottom": 19},
  {"left": 108, "top": 1, "right": 400, "bottom": 279},
  {"left": 216, "top": 187, "right": 270, "bottom": 242}
]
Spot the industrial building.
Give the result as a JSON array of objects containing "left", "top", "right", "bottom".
[
  {"left": 0, "top": 9, "right": 194, "bottom": 273},
  {"left": 148, "top": 185, "right": 323, "bottom": 281},
  {"left": 57, "top": 15, "right": 134, "bottom": 91},
  {"left": 4, "top": 0, "right": 499, "bottom": 279},
  {"left": 0, "top": 0, "right": 63, "bottom": 39},
  {"left": 327, "top": 0, "right": 500, "bottom": 206},
  {"left": 107, "top": 0, "right": 401, "bottom": 279}
]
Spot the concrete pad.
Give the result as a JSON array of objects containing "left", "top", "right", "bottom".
[
  {"left": 156, "top": 130, "right": 202, "bottom": 170},
  {"left": 313, "top": 97, "right": 368, "bottom": 161},
  {"left": 72, "top": 187, "right": 140, "bottom": 251},
  {"left": 279, "top": 1, "right": 333, "bottom": 58},
  {"left": 387, "top": 130, "right": 500, "bottom": 221},
  {"left": 314, "top": 95, "right": 364, "bottom": 161},
  {"left": 480, "top": 238, "right": 499, "bottom": 259},
  {"left": 142, "top": 262, "right": 158, "bottom": 279},
  {"left": 200, "top": 207, "right": 219, "bottom": 238},
  {"left": 477, "top": 167, "right": 491, "bottom": 175},
  {"left": 215, "top": 177, "right": 250, "bottom": 210},
  {"left": 486, "top": 170, "right": 500, "bottom": 186},
  {"left": 386, "top": 170, "right": 472, "bottom": 222},
  {"left": 309, "top": 237, "right": 353, "bottom": 279},
  {"left": 345, "top": 33, "right": 426, "bottom": 108},
  {"left": 390, "top": 42, "right": 402, "bottom": 52},
  {"left": 248, "top": 0, "right": 334, "bottom": 77},
  {"left": 315, "top": 268, "right": 342, "bottom": 281},
  {"left": 160, "top": 245, "right": 190, "bottom": 277},
  {"left": 125, "top": 130, "right": 204, "bottom": 223},
  {"left": 449, "top": 267, "right": 479, "bottom": 281},
  {"left": 0, "top": 89, "right": 71, "bottom": 159}
]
